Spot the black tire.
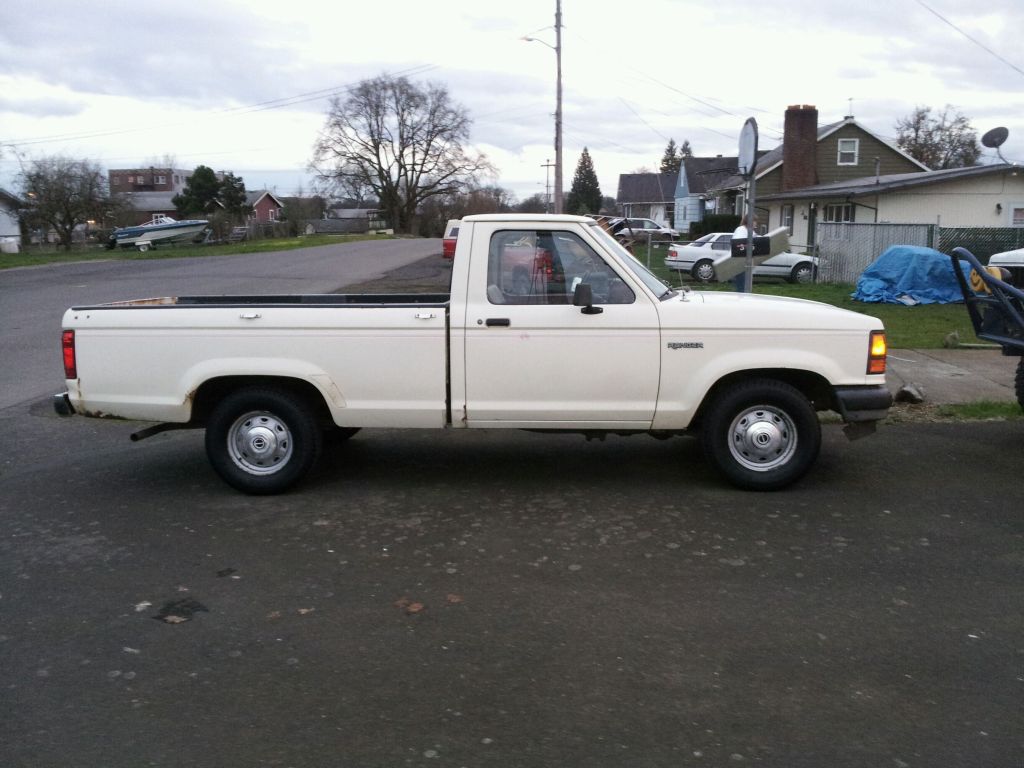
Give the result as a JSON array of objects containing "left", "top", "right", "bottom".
[
  {"left": 789, "top": 262, "right": 814, "bottom": 284},
  {"left": 205, "top": 386, "right": 322, "bottom": 494},
  {"left": 1015, "top": 358, "right": 1024, "bottom": 412},
  {"left": 699, "top": 378, "right": 821, "bottom": 491},
  {"left": 692, "top": 259, "right": 716, "bottom": 283},
  {"left": 324, "top": 426, "right": 361, "bottom": 445}
]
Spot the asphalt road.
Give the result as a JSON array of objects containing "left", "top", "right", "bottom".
[{"left": 1, "top": 242, "right": 1022, "bottom": 767}]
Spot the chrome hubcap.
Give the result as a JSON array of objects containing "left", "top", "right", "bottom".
[
  {"left": 227, "top": 411, "right": 293, "bottom": 475},
  {"left": 728, "top": 405, "right": 797, "bottom": 471},
  {"left": 695, "top": 263, "right": 715, "bottom": 281}
]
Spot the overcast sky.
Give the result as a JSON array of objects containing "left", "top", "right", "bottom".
[{"left": 2, "top": 0, "right": 1022, "bottom": 202}]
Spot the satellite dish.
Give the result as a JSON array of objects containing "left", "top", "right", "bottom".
[
  {"left": 738, "top": 118, "right": 759, "bottom": 178},
  {"left": 981, "top": 126, "right": 1008, "bottom": 149}
]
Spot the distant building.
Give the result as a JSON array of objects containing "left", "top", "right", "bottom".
[
  {"left": 108, "top": 168, "right": 200, "bottom": 195},
  {"left": 245, "top": 190, "right": 285, "bottom": 224},
  {"left": 615, "top": 173, "right": 677, "bottom": 227}
]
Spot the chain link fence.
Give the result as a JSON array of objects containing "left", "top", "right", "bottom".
[
  {"left": 937, "top": 228, "right": 1024, "bottom": 260},
  {"left": 814, "top": 224, "right": 1024, "bottom": 283},
  {"left": 815, "top": 223, "right": 936, "bottom": 284}
]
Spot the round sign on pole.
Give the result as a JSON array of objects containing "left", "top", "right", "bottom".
[{"left": 738, "top": 118, "right": 759, "bottom": 178}]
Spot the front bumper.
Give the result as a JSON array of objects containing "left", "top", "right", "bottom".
[
  {"left": 53, "top": 392, "right": 75, "bottom": 416},
  {"left": 833, "top": 385, "right": 892, "bottom": 423}
]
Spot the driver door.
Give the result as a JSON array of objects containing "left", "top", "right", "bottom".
[{"left": 461, "top": 226, "right": 661, "bottom": 427}]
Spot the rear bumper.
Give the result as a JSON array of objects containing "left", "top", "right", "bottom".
[
  {"left": 53, "top": 392, "right": 75, "bottom": 416},
  {"left": 833, "top": 385, "right": 892, "bottom": 423}
]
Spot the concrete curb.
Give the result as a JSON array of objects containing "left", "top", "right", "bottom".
[{"left": 886, "top": 348, "right": 1019, "bottom": 405}]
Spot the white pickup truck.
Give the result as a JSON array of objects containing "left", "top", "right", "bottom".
[{"left": 54, "top": 214, "right": 892, "bottom": 494}]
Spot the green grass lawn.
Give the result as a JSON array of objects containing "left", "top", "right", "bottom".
[{"left": 638, "top": 242, "right": 983, "bottom": 349}]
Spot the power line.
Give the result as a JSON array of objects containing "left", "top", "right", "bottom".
[{"left": 914, "top": 0, "right": 1024, "bottom": 78}]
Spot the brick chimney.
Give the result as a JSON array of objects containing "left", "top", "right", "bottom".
[{"left": 782, "top": 105, "right": 818, "bottom": 191}]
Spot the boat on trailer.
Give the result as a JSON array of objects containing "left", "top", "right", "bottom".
[{"left": 109, "top": 215, "right": 209, "bottom": 252}]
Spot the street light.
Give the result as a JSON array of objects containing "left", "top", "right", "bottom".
[{"left": 522, "top": 0, "right": 563, "bottom": 214}]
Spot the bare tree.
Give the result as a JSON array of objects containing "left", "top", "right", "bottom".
[
  {"left": 895, "top": 105, "right": 981, "bottom": 169},
  {"left": 310, "top": 74, "right": 494, "bottom": 233},
  {"left": 19, "top": 155, "right": 110, "bottom": 250}
]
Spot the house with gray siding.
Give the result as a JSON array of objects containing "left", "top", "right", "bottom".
[
  {"left": 616, "top": 172, "right": 678, "bottom": 227},
  {"left": 672, "top": 155, "right": 742, "bottom": 233},
  {"left": 708, "top": 105, "right": 928, "bottom": 249}
]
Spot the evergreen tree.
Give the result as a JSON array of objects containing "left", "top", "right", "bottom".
[
  {"left": 679, "top": 139, "right": 693, "bottom": 158},
  {"left": 172, "top": 165, "right": 221, "bottom": 215},
  {"left": 564, "top": 147, "right": 602, "bottom": 216},
  {"left": 659, "top": 139, "right": 682, "bottom": 174},
  {"left": 219, "top": 172, "right": 248, "bottom": 216}
]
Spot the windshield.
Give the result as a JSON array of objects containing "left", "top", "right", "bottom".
[{"left": 587, "top": 223, "right": 676, "bottom": 300}]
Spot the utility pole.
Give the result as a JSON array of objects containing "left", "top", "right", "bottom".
[
  {"left": 522, "top": 1, "right": 563, "bottom": 213},
  {"left": 554, "top": 0, "right": 563, "bottom": 214},
  {"left": 541, "top": 159, "right": 555, "bottom": 213}
]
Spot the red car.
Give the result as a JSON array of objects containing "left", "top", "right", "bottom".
[{"left": 442, "top": 219, "right": 460, "bottom": 259}]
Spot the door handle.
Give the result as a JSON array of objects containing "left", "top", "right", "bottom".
[{"left": 485, "top": 318, "right": 511, "bottom": 327}]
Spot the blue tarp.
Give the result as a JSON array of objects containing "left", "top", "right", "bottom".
[{"left": 852, "top": 245, "right": 966, "bottom": 305}]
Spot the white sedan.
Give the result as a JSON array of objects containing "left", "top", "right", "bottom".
[{"left": 665, "top": 232, "right": 817, "bottom": 284}]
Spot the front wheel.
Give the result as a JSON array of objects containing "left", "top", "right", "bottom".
[
  {"left": 205, "top": 387, "right": 322, "bottom": 494},
  {"left": 699, "top": 379, "right": 821, "bottom": 491},
  {"left": 790, "top": 262, "right": 814, "bottom": 284}
]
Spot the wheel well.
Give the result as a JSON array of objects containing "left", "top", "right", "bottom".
[
  {"left": 190, "top": 376, "right": 334, "bottom": 428},
  {"left": 690, "top": 369, "right": 835, "bottom": 428}
]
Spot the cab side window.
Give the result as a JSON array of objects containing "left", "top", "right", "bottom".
[{"left": 486, "top": 230, "right": 635, "bottom": 305}]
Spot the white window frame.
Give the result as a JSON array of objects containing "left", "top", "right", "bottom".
[
  {"left": 837, "top": 138, "right": 859, "bottom": 166},
  {"left": 1011, "top": 204, "right": 1024, "bottom": 228},
  {"left": 781, "top": 204, "right": 794, "bottom": 235},
  {"left": 823, "top": 203, "right": 855, "bottom": 223}
]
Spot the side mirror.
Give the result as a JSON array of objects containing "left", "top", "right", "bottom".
[{"left": 573, "top": 283, "right": 603, "bottom": 315}]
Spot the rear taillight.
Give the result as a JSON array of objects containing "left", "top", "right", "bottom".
[
  {"left": 62, "top": 330, "right": 77, "bottom": 379},
  {"left": 867, "top": 330, "right": 887, "bottom": 375}
]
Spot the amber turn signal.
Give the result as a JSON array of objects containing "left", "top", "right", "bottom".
[{"left": 867, "top": 330, "right": 887, "bottom": 375}]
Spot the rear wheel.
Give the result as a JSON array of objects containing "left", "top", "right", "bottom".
[
  {"left": 205, "top": 386, "right": 322, "bottom": 494},
  {"left": 137, "top": 243, "right": 150, "bottom": 253},
  {"left": 700, "top": 378, "right": 821, "bottom": 491},
  {"left": 692, "top": 259, "right": 716, "bottom": 283}
]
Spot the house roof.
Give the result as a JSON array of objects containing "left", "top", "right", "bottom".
[
  {"left": 678, "top": 156, "right": 744, "bottom": 195},
  {"left": 710, "top": 117, "right": 930, "bottom": 193},
  {"left": 245, "top": 190, "right": 285, "bottom": 208},
  {"left": 328, "top": 207, "right": 379, "bottom": 219},
  {"left": 759, "top": 163, "right": 1018, "bottom": 202},
  {"left": 617, "top": 172, "right": 678, "bottom": 204},
  {"left": 0, "top": 188, "right": 23, "bottom": 209}
]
